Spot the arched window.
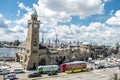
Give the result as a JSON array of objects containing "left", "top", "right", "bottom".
[
  {"left": 55, "top": 57, "right": 58, "bottom": 62},
  {"left": 63, "top": 56, "right": 66, "bottom": 61},
  {"left": 24, "top": 55, "right": 27, "bottom": 62}
]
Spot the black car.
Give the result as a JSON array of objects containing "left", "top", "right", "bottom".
[
  {"left": 28, "top": 72, "right": 41, "bottom": 78},
  {"left": 48, "top": 71, "right": 57, "bottom": 76}
]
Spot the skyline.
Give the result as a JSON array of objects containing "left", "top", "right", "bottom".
[{"left": 0, "top": 0, "right": 120, "bottom": 45}]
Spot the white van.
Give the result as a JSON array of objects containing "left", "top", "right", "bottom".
[
  {"left": 94, "top": 61, "right": 105, "bottom": 69},
  {"left": 0, "top": 69, "right": 10, "bottom": 75}
]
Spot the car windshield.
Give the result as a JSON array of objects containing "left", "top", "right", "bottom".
[{"left": 34, "top": 72, "right": 39, "bottom": 74}]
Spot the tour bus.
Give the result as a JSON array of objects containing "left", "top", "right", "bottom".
[
  {"left": 37, "top": 65, "right": 59, "bottom": 74},
  {"left": 60, "top": 61, "right": 87, "bottom": 73}
]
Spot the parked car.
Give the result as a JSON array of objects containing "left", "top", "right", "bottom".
[
  {"left": 5, "top": 73, "right": 18, "bottom": 80},
  {"left": 12, "top": 68, "right": 25, "bottom": 74},
  {"left": 0, "top": 69, "right": 10, "bottom": 75},
  {"left": 105, "top": 63, "right": 114, "bottom": 68},
  {"left": 28, "top": 72, "right": 41, "bottom": 78},
  {"left": 48, "top": 71, "right": 57, "bottom": 76}
]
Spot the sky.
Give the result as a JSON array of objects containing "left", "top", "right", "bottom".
[{"left": 0, "top": 0, "right": 120, "bottom": 45}]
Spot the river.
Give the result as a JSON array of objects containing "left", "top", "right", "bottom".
[{"left": 0, "top": 48, "right": 17, "bottom": 57}]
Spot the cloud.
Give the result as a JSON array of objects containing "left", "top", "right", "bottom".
[
  {"left": 9, "top": 25, "right": 25, "bottom": 33},
  {"left": 15, "top": 13, "right": 31, "bottom": 25},
  {"left": 106, "top": 10, "right": 120, "bottom": 26},
  {"left": 38, "top": 0, "right": 105, "bottom": 19},
  {"left": 0, "top": 13, "right": 27, "bottom": 41},
  {"left": 0, "top": 28, "right": 6, "bottom": 35},
  {"left": 0, "top": 13, "right": 11, "bottom": 28},
  {"left": 41, "top": 21, "right": 120, "bottom": 45},
  {"left": 17, "top": 10, "right": 20, "bottom": 16},
  {"left": 16, "top": 0, "right": 107, "bottom": 29},
  {"left": 18, "top": 2, "right": 31, "bottom": 12},
  {"left": 109, "top": 9, "right": 114, "bottom": 16},
  {"left": 15, "top": 2, "right": 32, "bottom": 25}
]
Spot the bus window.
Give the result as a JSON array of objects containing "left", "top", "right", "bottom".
[{"left": 65, "top": 65, "right": 72, "bottom": 71}]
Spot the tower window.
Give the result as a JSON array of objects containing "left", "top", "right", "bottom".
[
  {"left": 33, "top": 50, "right": 37, "bottom": 53},
  {"left": 27, "top": 50, "right": 29, "bottom": 53},
  {"left": 35, "top": 30, "right": 37, "bottom": 33}
]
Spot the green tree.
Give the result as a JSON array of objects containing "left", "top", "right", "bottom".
[{"left": 14, "top": 40, "right": 20, "bottom": 46}]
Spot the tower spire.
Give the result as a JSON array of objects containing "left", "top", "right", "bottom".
[
  {"left": 31, "top": 7, "right": 38, "bottom": 16},
  {"left": 31, "top": 8, "right": 38, "bottom": 21}
]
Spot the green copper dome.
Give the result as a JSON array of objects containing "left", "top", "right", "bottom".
[
  {"left": 31, "top": 8, "right": 38, "bottom": 16},
  {"left": 82, "top": 42, "right": 90, "bottom": 46},
  {"left": 98, "top": 43, "right": 104, "bottom": 46}
]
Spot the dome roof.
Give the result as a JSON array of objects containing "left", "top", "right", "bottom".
[
  {"left": 98, "top": 43, "right": 104, "bottom": 46},
  {"left": 48, "top": 49, "right": 58, "bottom": 54},
  {"left": 82, "top": 42, "right": 90, "bottom": 46}
]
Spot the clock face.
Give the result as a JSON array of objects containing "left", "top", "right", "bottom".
[
  {"left": 34, "top": 24, "right": 37, "bottom": 28},
  {"left": 33, "top": 41, "right": 37, "bottom": 46}
]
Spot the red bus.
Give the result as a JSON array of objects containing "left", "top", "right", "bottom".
[
  {"left": 60, "top": 63, "right": 66, "bottom": 72},
  {"left": 60, "top": 61, "right": 87, "bottom": 73}
]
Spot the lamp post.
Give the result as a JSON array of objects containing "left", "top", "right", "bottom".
[
  {"left": 3, "top": 71, "right": 5, "bottom": 80},
  {"left": 3, "top": 57, "right": 6, "bottom": 80}
]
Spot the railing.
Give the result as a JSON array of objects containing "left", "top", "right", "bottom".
[{"left": 0, "top": 56, "right": 15, "bottom": 61}]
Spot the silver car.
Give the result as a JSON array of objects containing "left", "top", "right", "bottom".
[{"left": 5, "top": 73, "right": 18, "bottom": 80}]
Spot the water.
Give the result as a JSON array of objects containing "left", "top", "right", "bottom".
[{"left": 0, "top": 48, "right": 17, "bottom": 57}]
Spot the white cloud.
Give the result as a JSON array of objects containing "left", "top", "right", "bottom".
[
  {"left": 0, "top": 13, "right": 27, "bottom": 41},
  {"left": 38, "top": 0, "right": 105, "bottom": 19},
  {"left": 41, "top": 21, "right": 120, "bottom": 45},
  {"left": 9, "top": 25, "right": 24, "bottom": 32},
  {"left": 18, "top": 2, "right": 31, "bottom": 12},
  {"left": 15, "top": 13, "right": 31, "bottom": 25},
  {"left": 109, "top": 9, "right": 114, "bottom": 16},
  {"left": 106, "top": 10, "right": 120, "bottom": 26},
  {"left": 16, "top": 0, "right": 106, "bottom": 29},
  {"left": 17, "top": 10, "right": 20, "bottom": 16},
  {"left": 0, "top": 13, "right": 11, "bottom": 28},
  {"left": 0, "top": 28, "right": 6, "bottom": 35}
]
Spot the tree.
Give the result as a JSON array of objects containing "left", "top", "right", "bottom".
[{"left": 14, "top": 40, "right": 20, "bottom": 46}]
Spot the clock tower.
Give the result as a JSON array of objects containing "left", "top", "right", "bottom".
[{"left": 25, "top": 8, "right": 40, "bottom": 70}]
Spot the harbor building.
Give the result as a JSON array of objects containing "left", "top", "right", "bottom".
[{"left": 16, "top": 9, "right": 119, "bottom": 70}]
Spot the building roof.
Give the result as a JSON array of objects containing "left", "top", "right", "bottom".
[
  {"left": 18, "top": 41, "right": 26, "bottom": 48},
  {"left": 48, "top": 49, "right": 58, "bottom": 54},
  {"left": 31, "top": 8, "right": 38, "bottom": 16},
  {"left": 82, "top": 42, "right": 90, "bottom": 46},
  {"left": 98, "top": 43, "right": 104, "bottom": 46}
]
